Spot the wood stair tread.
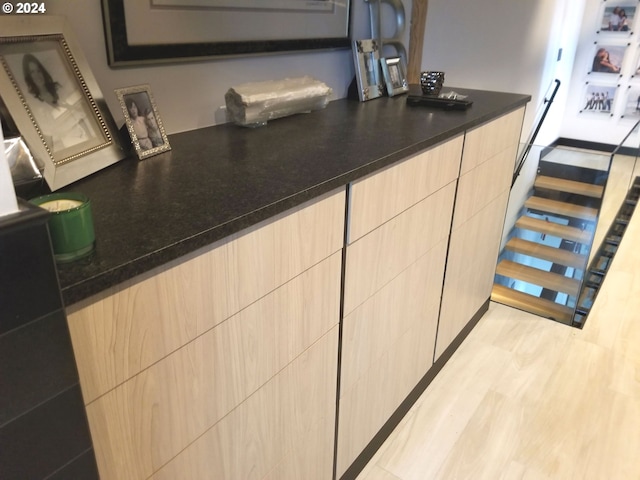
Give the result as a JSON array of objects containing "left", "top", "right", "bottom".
[
  {"left": 491, "top": 283, "right": 574, "bottom": 323},
  {"left": 495, "top": 259, "right": 581, "bottom": 297},
  {"left": 515, "top": 215, "right": 592, "bottom": 244},
  {"left": 505, "top": 237, "right": 588, "bottom": 269},
  {"left": 535, "top": 175, "right": 604, "bottom": 199},
  {"left": 525, "top": 196, "right": 598, "bottom": 222}
]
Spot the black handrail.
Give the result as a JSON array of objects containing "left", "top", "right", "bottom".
[{"left": 512, "top": 79, "right": 561, "bottom": 187}]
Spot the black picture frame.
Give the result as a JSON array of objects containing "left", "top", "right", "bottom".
[{"left": 101, "top": 0, "right": 352, "bottom": 67}]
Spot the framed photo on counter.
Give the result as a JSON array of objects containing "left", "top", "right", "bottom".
[
  {"left": 0, "top": 16, "right": 124, "bottom": 190},
  {"left": 115, "top": 84, "right": 170, "bottom": 160}
]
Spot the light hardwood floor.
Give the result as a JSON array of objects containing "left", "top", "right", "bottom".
[{"left": 356, "top": 154, "right": 640, "bottom": 480}]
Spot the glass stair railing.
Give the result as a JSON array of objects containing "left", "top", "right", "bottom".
[
  {"left": 573, "top": 175, "right": 640, "bottom": 326},
  {"left": 493, "top": 117, "right": 640, "bottom": 327},
  {"left": 492, "top": 144, "right": 610, "bottom": 325}
]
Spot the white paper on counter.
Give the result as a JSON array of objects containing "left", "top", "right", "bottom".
[{"left": 0, "top": 124, "right": 20, "bottom": 217}]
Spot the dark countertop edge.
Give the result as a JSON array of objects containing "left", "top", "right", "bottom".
[{"left": 60, "top": 96, "right": 530, "bottom": 306}]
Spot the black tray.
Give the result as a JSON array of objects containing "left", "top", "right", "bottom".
[{"left": 406, "top": 93, "right": 473, "bottom": 110}]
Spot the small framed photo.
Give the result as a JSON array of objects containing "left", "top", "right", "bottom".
[
  {"left": 115, "top": 84, "right": 170, "bottom": 160},
  {"left": 0, "top": 16, "right": 124, "bottom": 190},
  {"left": 589, "top": 43, "right": 626, "bottom": 75},
  {"left": 380, "top": 57, "right": 409, "bottom": 97},
  {"left": 598, "top": 3, "right": 636, "bottom": 34},
  {"left": 580, "top": 83, "right": 617, "bottom": 116},
  {"left": 352, "top": 39, "right": 384, "bottom": 102},
  {"left": 621, "top": 85, "right": 640, "bottom": 118}
]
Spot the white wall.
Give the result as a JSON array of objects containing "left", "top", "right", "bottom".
[
  {"left": 419, "top": 0, "right": 584, "bottom": 145},
  {"left": 561, "top": 0, "right": 640, "bottom": 148}
]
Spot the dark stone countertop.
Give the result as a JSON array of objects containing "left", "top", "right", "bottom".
[{"left": 50, "top": 87, "right": 530, "bottom": 306}]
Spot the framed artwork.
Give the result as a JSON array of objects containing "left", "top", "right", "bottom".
[
  {"left": 101, "top": 0, "right": 352, "bottom": 66},
  {"left": 115, "top": 84, "right": 170, "bottom": 160},
  {"left": 381, "top": 57, "right": 409, "bottom": 97},
  {"left": 0, "top": 16, "right": 123, "bottom": 191},
  {"left": 598, "top": 3, "right": 637, "bottom": 34},
  {"left": 580, "top": 83, "right": 617, "bottom": 115},
  {"left": 589, "top": 43, "right": 626, "bottom": 75},
  {"left": 352, "top": 39, "right": 384, "bottom": 102}
]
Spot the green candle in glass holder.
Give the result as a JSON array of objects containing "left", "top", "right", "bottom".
[{"left": 30, "top": 192, "right": 95, "bottom": 263}]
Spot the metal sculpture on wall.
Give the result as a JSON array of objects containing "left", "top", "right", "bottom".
[{"left": 364, "top": 0, "right": 407, "bottom": 65}]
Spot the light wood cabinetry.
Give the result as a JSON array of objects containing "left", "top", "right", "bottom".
[
  {"left": 66, "top": 190, "right": 345, "bottom": 480},
  {"left": 435, "top": 107, "right": 525, "bottom": 360},
  {"left": 337, "top": 137, "right": 463, "bottom": 477},
  {"left": 63, "top": 104, "right": 528, "bottom": 480}
]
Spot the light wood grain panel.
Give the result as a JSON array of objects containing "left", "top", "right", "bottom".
[
  {"left": 341, "top": 240, "right": 447, "bottom": 393},
  {"left": 151, "top": 326, "right": 338, "bottom": 480},
  {"left": 349, "top": 136, "right": 463, "bottom": 243},
  {"left": 86, "top": 253, "right": 341, "bottom": 480},
  {"left": 491, "top": 284, "right": 574, "bottom": 324},
  {"left": 453, "top": 143, "right": 517, "bottom": 230},
  {"left": 495, "top": 260, "right": 581, "bottom": 297},
  {"left": 504, "top": 237, "right": 587, "bottom": 269},
  {"left": 67, "top": 189, "right": 345, "bottom": 403},
  {"left": 461, "top": 107, "right": 525, "bottom": 175},
  {"left": 534, "top": 175, "right": 604, "bottom": 198},
  {"left": 337, "top": 303, "right": 441, "bottom": 478},
  {"left": 344, "top": 182, "right": 456, "bottom": 316},
  {"left": 515, "top": 215, "right": 592, "bottom": 244},
  {"left": 436, "top": 191, "right": 509, "bottom": 359},
  {"left": 525, "top": 195, "right": 598, "bottom": 222}
]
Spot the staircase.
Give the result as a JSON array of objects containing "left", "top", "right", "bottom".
[{"left": 491, "top": 156, "right": 607, "bottom": 325}]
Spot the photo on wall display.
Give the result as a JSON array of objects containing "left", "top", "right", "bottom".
[
  {"left": 590, "top": 43, "right": 627, "bottom": 75},
  {"left": 580, "top": 83, "right": 617, "bottom": 115},
  {"left": 621, "top": 86, "right": 640, "bottom": 117},
  {"left": 598, "top": 3, "right": 637, "bottom": 34}
]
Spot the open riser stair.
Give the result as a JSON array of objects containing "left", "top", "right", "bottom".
[{"left": 492, "top": 155, "right": 608, "bottom": 325}]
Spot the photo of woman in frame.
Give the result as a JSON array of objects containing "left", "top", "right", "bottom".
[
  {"left": 0, "top": 38, "right": 106, "bottom": 163},
  {"left": 590, "top": 44, "right": 625, "bottom": 74}
]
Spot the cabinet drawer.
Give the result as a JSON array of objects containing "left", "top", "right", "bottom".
[
  {"left": 453, "top": 142, "right": 518, "bottom": 229},
  {"left": 348, "top": 136, "right": 463, "bottom": 243},
  {"left": 67, "top": 189, "right": 345, "bottom": 404},
  {"left": 344, "top": 182, "right": 456, "bottom": 316},
  {"left": 86, "top": 253, "right": 341, "bottom": 480},
  {"left": 152, "top": 326, "right": 338, "bottom": 480},
  {"left": 337, "top": 247, "right": 444, "bottom": 479},
  {"left": 460, "top": 107, "right": 525, "bottom": 175},
  {"left": 436, "top": 190, "right": 510, "bottom": 359}
]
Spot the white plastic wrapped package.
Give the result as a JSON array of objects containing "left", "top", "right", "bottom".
[{"left": 225, "top": 76, "right": 332, "bottom": 127}]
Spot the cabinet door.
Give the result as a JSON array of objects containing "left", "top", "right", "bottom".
[
  {"left": 435, "top": 107, "right": 525, "bottom": 359},
  {"left": 348, "top": 135, "right": 463, "bottom": 243},
  {"left": 337, "top": 241, "right": 448, "bottom": 477},
  {"left": 67, "top": 189, "right": 345, "bottom": 404},
  {"left": 68, "top": 190, "right": 345, "bottom": 480},
  {"left": 338, "top": 136, "right": 462, "bottom": 477}
]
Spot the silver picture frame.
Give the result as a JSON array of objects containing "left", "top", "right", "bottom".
[
  {"left": 115, "top": 84, "right": 171, "bottom": 160},
  {"left": 353, "top": 39, "right": 384, "bottom": 102},
  {"left": 381, "top": 56, "right": 409, "bottom": 97},
  {"left": 0, "top": 16, "right": 124, "bottom": 191}
]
